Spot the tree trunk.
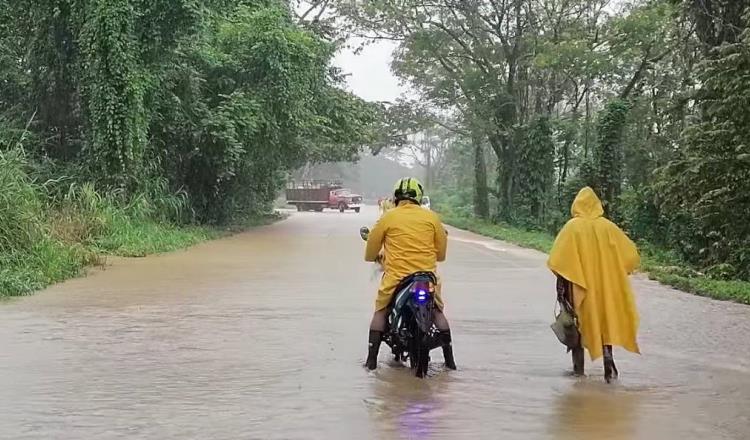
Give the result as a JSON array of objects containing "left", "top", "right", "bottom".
[
  {"left": 473, "top": 133, "right": 490, "bottom": 219},
  {"left": 558, "top": 138, "right": 570, "bottom": 199},
  {"left": 425, "top": 143, "right": 432, "bottom": 191},
  {"left": 584, "top": 86, "right": 591, "bottom": 159},
  {"left": 488, "top": 128, "right": 516, "bottom": 221},
  {"left": 497, "top": 157, "right": 515, "bottom": 220},
  {"left": 558, "top": 101, "right": 581, "bottom": 205}
]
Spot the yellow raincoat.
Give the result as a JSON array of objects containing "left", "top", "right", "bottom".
[
  {"left": 379, "top": 198, "right": 395, "bottom": 216},
  {"left": 365, "top": 203, "right": 447, "bottom": 311},
  {"left": 547, "top": 187, "right": 641, "bottom": 360}
]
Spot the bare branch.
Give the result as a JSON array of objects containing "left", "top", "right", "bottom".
[{"left": 297, "top": 0, "right": 327, "bottom": 22}]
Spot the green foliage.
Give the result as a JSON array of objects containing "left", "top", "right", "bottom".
[
  {"left": 341, "top": 0, "right": 750, "bottom": 297},
  {"left": 619, "top": 187, "right": 668, "bottom": 246},
  {"left": 641, "top": 241, "right": 750, "bottom": 304},
  {"left": 91, "top": 216, "right": 215, "bottom": 257},
  {"left": 656, "top": 19, "right": 750, "bottom": 279},
  {"left": 148, "top": 3, "right": 376, "bottom": 223},
  {"left": 593, "top": 99, "right": 630, "bottom": 217},
  {"left": 431, "top": 187, "right": 475, "bottom": 219},
  {"left": 0, "top": 240, "right": 91, "bottom": 297},
  {"left": 0, "top": 150, "right": 45, "bottom": 255},
  {"left": 0, "top": 0, "right": 370, "bottom": 294},
  {"left": 515, "top": 117, "right": 556, "bottom": 224},
  {"left": 80, "top": 0, "right": 148, "bottom": 191},
  {"left": 2, "top": 0, "right": 374, "bottom": 224},
  {"left": 0, "top": 149, "right": 90, "bottom": 296},
  {"left": 648, "top": 273, "right": 750, "bottom": 304}
]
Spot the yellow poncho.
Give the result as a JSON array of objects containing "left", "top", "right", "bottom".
[
  {"left": 547, "top": 187, "right": 641, "bottom": 360},
  {"left": 379, "top": 198, "right": 395, "bottom": 216}
]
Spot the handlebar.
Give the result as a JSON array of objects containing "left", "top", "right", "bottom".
[{"left": 359, "top": 226, "right": 447, "bottom": 240}]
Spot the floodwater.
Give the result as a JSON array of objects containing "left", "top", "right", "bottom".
[{"left": 0, "top": 207, "right": 748, "bottom": 439}]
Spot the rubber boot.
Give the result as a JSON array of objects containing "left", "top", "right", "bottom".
[
  {"left": 365, "top": 330, "right": 383, "bottom": 370},
  {"left": 603, "top": 345, "right": 618, "bottom": 383},
  {"left": 438, "top": 330, "right": 457, "bottom": 370},
  {"left": 572, "top": 346, "right": 585, "bottom": 376}
]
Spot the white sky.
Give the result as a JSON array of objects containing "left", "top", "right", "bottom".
[
  {"left": 333, "top": 38, "right": 408, "bottom": 103},
  {"left": 293, "top": 2, "right": 407, "bottom": 103}
]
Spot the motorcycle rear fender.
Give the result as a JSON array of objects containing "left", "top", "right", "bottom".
[
  {"left": 387, "top": 272, "right": 437, "bottom": 333},
  {"left": 410, "top": 299, "right": 434, "bottom": 333}
]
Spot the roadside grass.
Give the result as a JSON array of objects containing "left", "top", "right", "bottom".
[
  {"left": 0, "top": 240, "right": 93, "bottom": 297},
  {"left": 1, "top": 213, "right": 279, "bottom": 298},
  {"left": 91, "top": 215, "right": 218, "bottom": 257},
  {"left": 441, "top": 213, "right": 555, "bottom": 253},
  {"left": 0, "top": 155, "right": 281, "bottom": 297},
  {"left": 439, "top": 212, "right": 750, "bottom": 305}
]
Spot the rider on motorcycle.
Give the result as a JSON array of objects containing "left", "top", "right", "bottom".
[{"left": 364, "top": 177, "right": 456, "bottom": 370}]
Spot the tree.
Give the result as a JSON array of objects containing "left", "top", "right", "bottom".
[
  {"left": 592, "top": 99, "right": 629, "bottom": 216},
  {"left": 657, "top": 15, "right": 750, "bottom": 278},
  {"left": 0, "top": 0, "right": 377, "bottom": 224},
  {"left": 516, "top": 116, "right": 556, "bottom": 223}
]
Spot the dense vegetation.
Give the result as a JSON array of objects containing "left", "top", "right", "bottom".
[
  {"left": 0, "top": 0, "right": 376, "bottom": 295},
  {"left": 329, "top": 0, "right": 750, "bottom": 301},
  {"left": 2, "top": 0, "right": 749, "bottom": 301}
]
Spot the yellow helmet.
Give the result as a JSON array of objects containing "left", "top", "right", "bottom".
[{"left": 393, "top": 177, "right": 424, "bottom": 204}]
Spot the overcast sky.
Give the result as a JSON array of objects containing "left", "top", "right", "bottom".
[
  {"left": 293, "top": 2, "right": 406, "bottom": 103},
  {"left": 332, "top": 38, "right": 408, "bottom": 103}
]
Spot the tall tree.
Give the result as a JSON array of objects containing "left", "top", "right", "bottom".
[{"left": 657, "top": 12, "right": 750, "bottom": 279}]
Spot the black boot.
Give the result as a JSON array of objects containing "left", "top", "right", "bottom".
[
  {"left": 603, "top": 345, "right": 618, "bottom": 383},
  {"left": 365, "top": 330, "right": 382, "bottom": 370},
  {"left": 438, "top": 330, "right": 457, "bottom": 370},
  {"left": 572, "top": 346, "right": 585, "bottom": 376}
]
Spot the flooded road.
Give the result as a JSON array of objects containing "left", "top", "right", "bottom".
[{"left": 1, "top": 206, "right": 749, "bottom": 439}]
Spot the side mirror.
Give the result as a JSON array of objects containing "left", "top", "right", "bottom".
[{"left": 359, "top": 226, "right": 370, "bottom": 241}]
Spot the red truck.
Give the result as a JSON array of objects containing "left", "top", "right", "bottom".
[{"left": 285, "top": 180, "right": 363, "bottom": 213}]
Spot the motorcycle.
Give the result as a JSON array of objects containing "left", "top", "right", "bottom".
[{"left": 359, "top": 226, "right": 442, "bottom": 378}]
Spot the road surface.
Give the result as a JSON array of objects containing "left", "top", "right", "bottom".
[{"left": 0, "top": 206, "right": 748, "bottom": 439}]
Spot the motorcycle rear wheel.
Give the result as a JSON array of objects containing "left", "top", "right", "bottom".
[{"left": 410, "top": 331, "right": 430, "bottom": 378}]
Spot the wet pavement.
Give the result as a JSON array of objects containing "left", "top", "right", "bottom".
[{"left": 0, "top": 206, "right": 748, "bottom": 439}]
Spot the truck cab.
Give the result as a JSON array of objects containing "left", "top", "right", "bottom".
[{"left": 330, "top": 189, "right": 362, "bottom": 213}]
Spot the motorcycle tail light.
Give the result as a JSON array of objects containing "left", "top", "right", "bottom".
[{"left": 412, "top": 281, "right": 432, "bottom": 304}]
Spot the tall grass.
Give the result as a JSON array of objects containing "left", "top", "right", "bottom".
[
  {"left": 0, "top": 149, "right": 44, "bottom": 254},
  {"left": 0, "top": 149, "right": 218, "bottom": 297},
  {"left": 0, "top": 150, "right": 94, "bottom": 295}
]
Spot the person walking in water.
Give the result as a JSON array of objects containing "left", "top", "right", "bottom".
[{"left": 547, "top": 187, "right": 641, "bottom": 382}]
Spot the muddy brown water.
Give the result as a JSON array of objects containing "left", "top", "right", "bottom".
[{"left": 0, "top": 207, "right": 748, "bottom": 439}]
